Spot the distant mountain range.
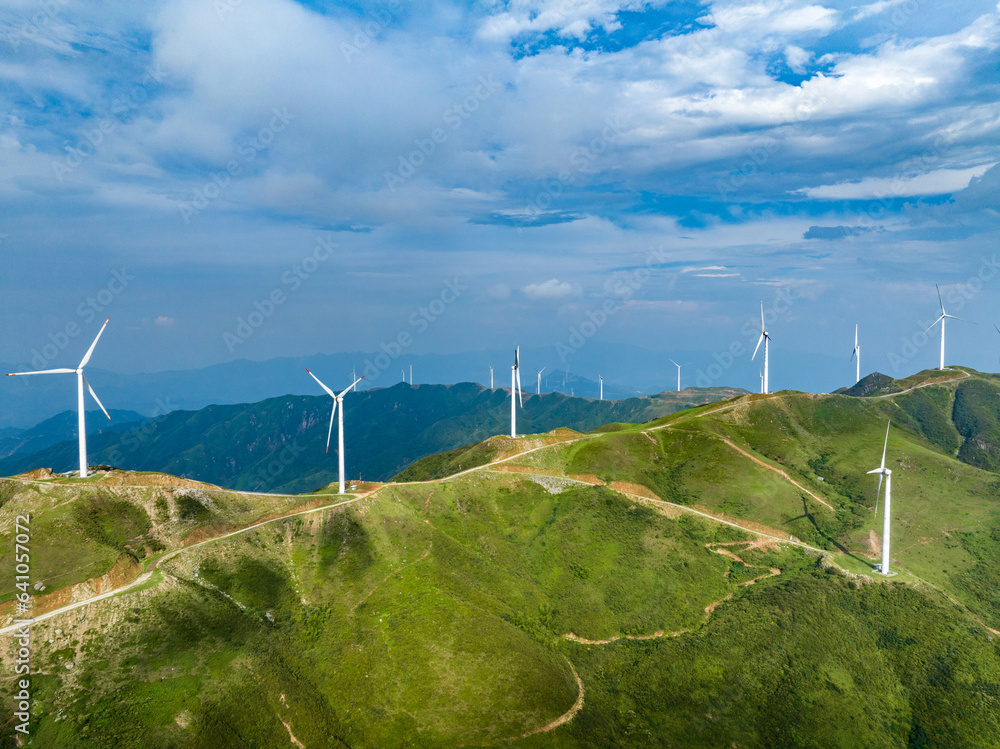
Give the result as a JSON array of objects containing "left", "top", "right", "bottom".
[
  {"left": 0, "top": 383, "right": 746, "bottom": 493},
  {"left": 0, "top": 341, "right": 858, "bottom": 429}
]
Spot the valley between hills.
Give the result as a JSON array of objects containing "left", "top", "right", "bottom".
[{"left": 3, "top": 367, "right": 1000, "bottom": 747}]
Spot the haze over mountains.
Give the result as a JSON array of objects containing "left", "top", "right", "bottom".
[{"left": 0, "top": 341, "right": 855, "bottom": 430}]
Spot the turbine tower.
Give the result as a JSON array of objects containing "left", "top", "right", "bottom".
[
  {"left": 7, "top": 318, "right": 111, "bottom": 478},
  {"left": 535, "top": 366, "right": 545, "bottom": 395},
  {"left": 599, "top": 374, "right": 603, "bottom": 401},
  {"left": 924, "top": 284, "right": 973, "bottom": 370},
  {"left": 510, "top": 347, "right": 523, "bottom": 438},
  {"left": 306, "top": 369, "right": 363, "bottom": 494},
  {"left": 867, "top": 421, "right": 894, "bottom": 576},
  {"left": 490, "top": 365, "right": 493, "bottom": 389},
  {"left": 670, "top": 359, "right": 689, "bottom": 392},
  {"left": 851, "top": 324, "right": 860, "bottom": 384},
  {"left": 751, "top": 301, "right": 770, "bottom": 394}
]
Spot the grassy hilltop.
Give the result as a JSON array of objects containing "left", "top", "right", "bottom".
[{"left": 2, "top": 367, "right": 1000, "bottom": 747}]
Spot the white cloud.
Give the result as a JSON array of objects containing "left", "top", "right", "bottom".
[
  {"left": 522, "top": 278, "right": 574, "bottom": 300},
  {"left": 795, "top": 163, "right": 995, "bottom": 199},
  {"left": 155, "top": 316, "right": 174, "bottom": 326}
]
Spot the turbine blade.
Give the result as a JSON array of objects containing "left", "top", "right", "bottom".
[
  {"left": 874, "top": 472, "right": 884, "bottom": 517},
  {"left": 752, "top": 333, "right": 764, "bottom": 361},
  {"left": 516, "top": 367, "right": 522, "bottom": 407},
  {"left": 514, "top": 346, "right": 519, "bottom": 369},
  {"left": 83, "top": 376, "right": 111, "bottom": 420},
  {"left": 922, "top": 315, "right": 944, "bottom": 335},
  {"left": 944, "top": 314, "right": 975, "bottom": 324},
  {"left": 326, "top": 402, "right": 337, "bottom": 453},
  {"left": 936, "top": 284, "right": 945, "bottom": 315},
  {"left": 306, "top": 368, "right": 336, "bottom": 398},
  {"left": 880, "top": 420, "right": 890, "bottom": 470},
  {"left": 669, "top": 358, "right": 679, "bottom": 367},
  {"left": 338, "top": 375, "right": 364, "bottom": 399},
  {"left": 78, "top": 318, "right": 109, "bottom": 369},
  {"left": 759, "top": 300, "right": 764, "bottom": 332},
  {"left": 994, "top": 323, "right": 1000, "bottom": 336},
  {"left": 6, "top": 368, "right": 75, "bottom": 376}
]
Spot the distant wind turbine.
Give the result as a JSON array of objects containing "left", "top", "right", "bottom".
[
  {"left": 7, "top": 318, "right": 111, "bottom": 478},
  {"left": 490, "top": 365, "right": 493, "bottom": 389},
  {"left": 923, "top": 284, "right": 974, "bottom": 370},
  {"left": 535, "top": 366, "right": 545, "bottom": 395},
  {"left": 669, "top": 359, "right": 689, "bottom": 392},
  {"left": 306, "top": 369, "right": 363, "bottom": 494},
  {"left": 867, "top": 421, "right": 895, "bottom": 576},
  {"left": 510, "top": 347, "right": 523, "bottom": 438},
  {"left": 751, "top": 301, "right": 770, "bottom": 394},
  {"left": 851, "top": 324, "right": 860, "bottom": 384},
  {"left": 599, "top": 374, "right": 603, "bottom": 401},
  {"left": 409, "top": 363, "right": 413, "bottom": 386}
]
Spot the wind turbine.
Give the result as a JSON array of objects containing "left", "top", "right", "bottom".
[
  {"left": 851, "top": 324, "right": 860, "bottom": 384},
  {"left": 510, "top": 347, "right": 523, "bottom": 438},
  {"left": 599, "top": 374, "right": 603, "bottom": 401},
  {"left": 867, "top": 421, "right": 894, "bottom": 576},
  {"left": 490, "top": 365, "right": 493, "bottom": 389},
  {"left": 306, "top": 369, "right": 364, "bottom": 494},
  {"left": 7, "top": 319, "right": 111, "bottom": 478},
  {"left": 535, "top": 366, "right": 545, "bottom": 395},
  {"left": 669, "top": 359, "right": 689, "bottom": 392},
  {"left": 923, "top": 284, "right": 974, "bottom": 370},
  {"left": 751, "top": 301, "right": 770, "bottom": 394}
]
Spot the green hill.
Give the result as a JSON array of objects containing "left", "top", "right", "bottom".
[
  {"left": 0, "top": 383, "right": 745, "bottom": 493},
  {"left": 3, "top": 367, "right": 1000, "bottom": 747}
]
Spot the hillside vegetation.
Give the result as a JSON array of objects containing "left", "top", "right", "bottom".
[
  {"left": 0, "top": 383, "right": 745, "bottom": 493},
  {"left": 2, "top": 367, "right": 1000, "bottom": 747}
]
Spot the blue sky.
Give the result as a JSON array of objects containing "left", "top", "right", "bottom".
[{"left": 1, "top": 0, "right": 999, "bottom": 394}]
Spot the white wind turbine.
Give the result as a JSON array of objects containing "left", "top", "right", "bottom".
[
  {"left": 867, "top": 421, "right": 895, "bottom": 576},
  {"left": 923, "top": 284, "right": 973, "bottom": 370},
  {"left": 669, "top": 359, "right": 689, "bottom": 392},
  {"left": 306, "top": 369, "right": 364, "bottom": 494},
  {"left": 7, "top": 318, "right": 111, "bottom": 478},
  {"left": 599, "top": 374, "right": 603, "bottom": 401},
  {"left": 535, "top": 366, "right": 545, "bottom": 395},
  {"left": 751, "top": 301, "right": 770, "bottom": 394},
  {"left": 490, "top": 365, "right": 494, "bottom": 389},
  {"left": 851, "top": 324, "right": 860, "bottom": 384},
  {"left": 510, "top": 347, "right": 523, "bottom": 438}
]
